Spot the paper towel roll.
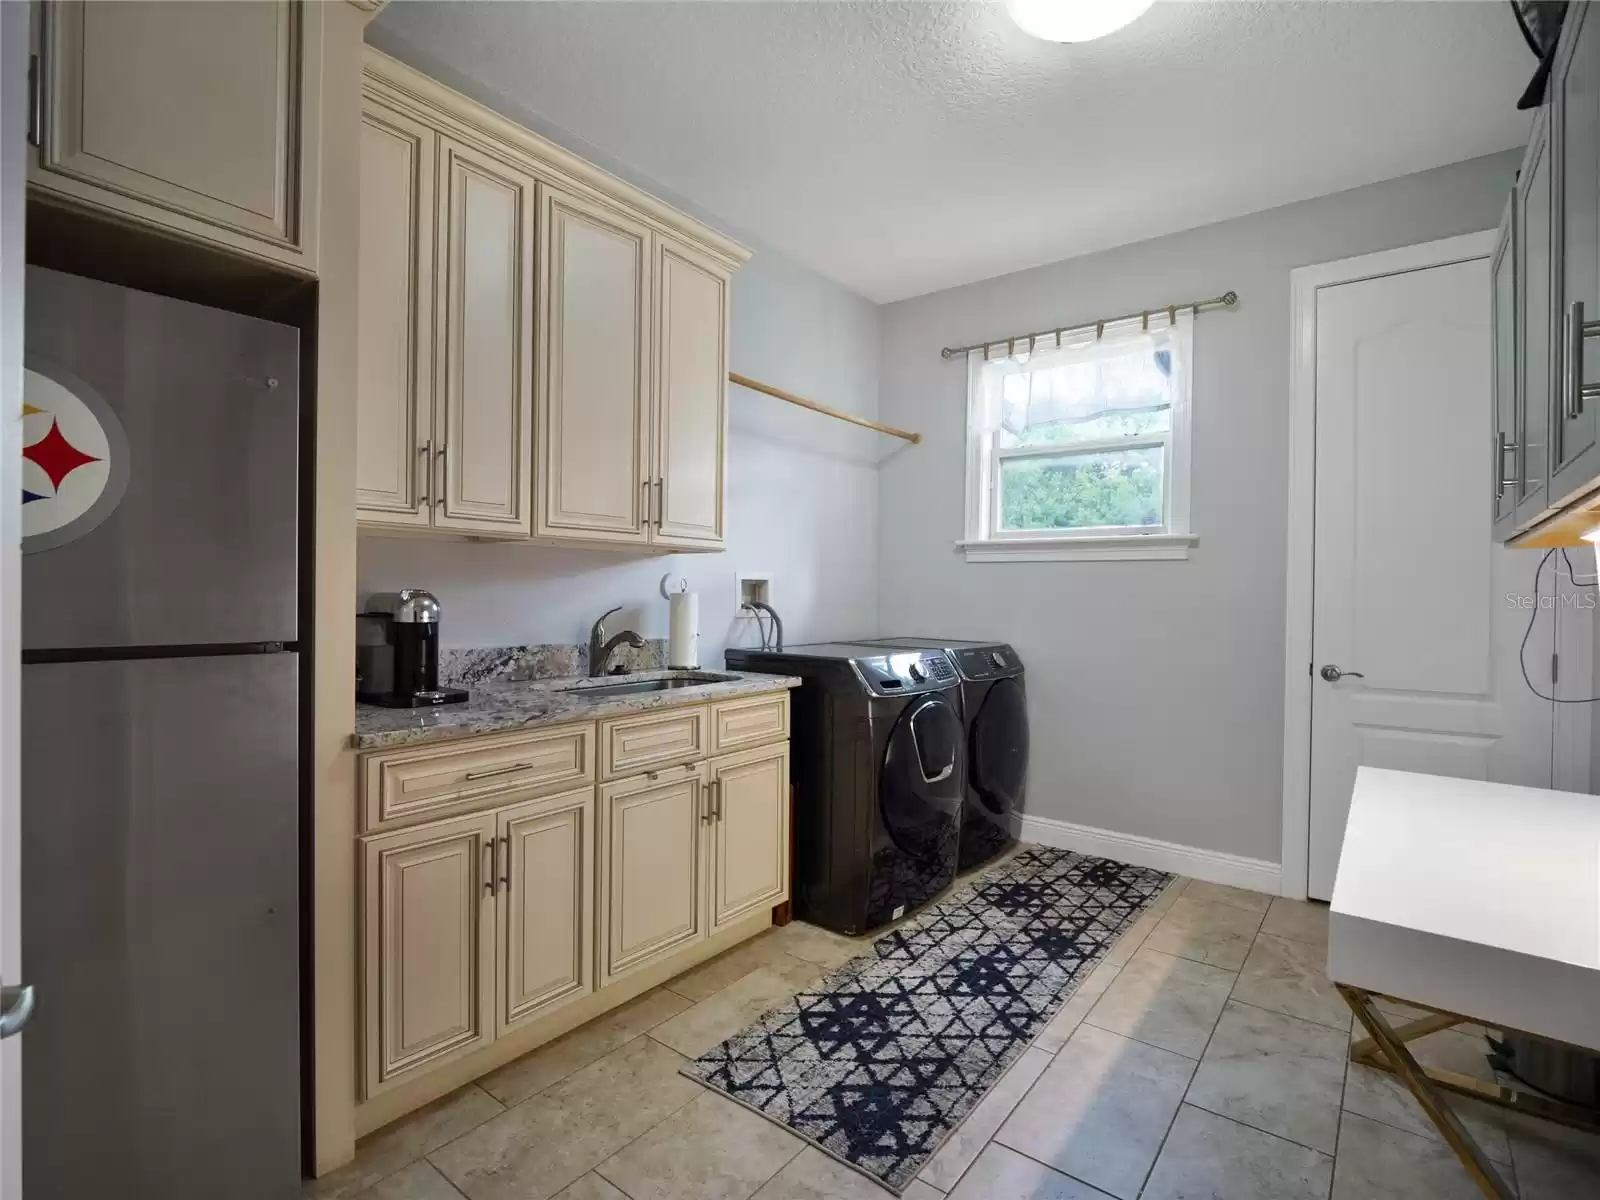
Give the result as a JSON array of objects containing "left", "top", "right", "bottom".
[{"left": 668, "top": 591, "right": 699, "bottom": 668}]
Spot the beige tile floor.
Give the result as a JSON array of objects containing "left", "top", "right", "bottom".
[{"left": 309, "top": 866, "right": 1600, "bottom": 1200}]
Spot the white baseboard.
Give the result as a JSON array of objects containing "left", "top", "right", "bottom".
[{"left": 1018, "top": 813, "right": 1283, "bottom": 897}]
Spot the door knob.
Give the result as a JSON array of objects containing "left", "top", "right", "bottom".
[
  {"left": 0, "top": 984, "right": 35, "bottom": 1038},
  {"left": 1319, "top": 664, "right": 1364, "bottom": 683}
]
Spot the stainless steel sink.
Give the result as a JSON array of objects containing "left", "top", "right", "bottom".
[{"left": 567, "top": 674, "right": 734, "bottom": 699}]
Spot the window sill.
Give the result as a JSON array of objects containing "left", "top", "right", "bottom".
[{"left": 956, "top": 533, "right": 1198, "bottom": 562}]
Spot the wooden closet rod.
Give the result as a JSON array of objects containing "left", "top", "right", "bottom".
[{"left": 728, "top": 372, "right": 922, "bottom": 444}]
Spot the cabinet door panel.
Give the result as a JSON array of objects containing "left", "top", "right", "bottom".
[
  {"left": 598, "top": 766, "right": 707, "bottom": 984},
  {"left": 538, "top": 188, "right": 651, "bottom": 542},
  {"left": 499, "top": 788, "right": 594, "bottom": 1033},
  {"left": 1554, "top": 2, "right": 1600, "bottom": 504},
  {"left": 34, "top": 0, "right": 317, "bottom": 267},
  {"left": 1518, "top": 113, "right": 1554, "bottom": 524},
  {"left": 356, "top": 99, "right": 435, "bottom": 524},
  {"left": 361, "top": 813, "right": 495, "bottom": 1097},
  {"left": 1493, "top": 197, "right": 1519, "bottom": 537},
  {"left": 436, "top": 139, "right": 534, "bottom": 535},
  {"left": 653, "top": 238, "right": 729, "bottom": 547},
  {"left": 708, "top": 745, "right": 790, "bottom": 931}
]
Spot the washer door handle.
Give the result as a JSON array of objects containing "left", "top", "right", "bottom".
[{"left": 910, "top": 706, "right": 956, "bottom": 784}]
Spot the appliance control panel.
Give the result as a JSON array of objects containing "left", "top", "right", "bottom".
[
  {"left": 951, "top": 644, "right": 1023, "bottom": 681},
  {"left": 856, "top": 652, "right": 956, "bottom": 695}
]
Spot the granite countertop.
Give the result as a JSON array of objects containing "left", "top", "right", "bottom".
[{"left": 352, "top": 669, "right": 802, "bottom": 751}]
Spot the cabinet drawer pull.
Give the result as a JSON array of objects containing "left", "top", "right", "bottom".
[{"left": 465, "top": 761, "right": 538, "bottom": 781}]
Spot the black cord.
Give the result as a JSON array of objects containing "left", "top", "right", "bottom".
[{"left": 1519, "top": 548, "right": 1600, "bottom": 702}]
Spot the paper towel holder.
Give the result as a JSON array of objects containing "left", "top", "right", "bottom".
[{"left": 658, "top": 572, "right": 690, "bottom": 600}]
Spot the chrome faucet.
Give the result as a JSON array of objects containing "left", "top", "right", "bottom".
[{"left": 588, "top": 606, "right": 645, "bottom": 676}]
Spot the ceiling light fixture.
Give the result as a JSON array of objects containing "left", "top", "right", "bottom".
[{"left": 1005, "top": 0, "right": 1155, "bottom": 43}]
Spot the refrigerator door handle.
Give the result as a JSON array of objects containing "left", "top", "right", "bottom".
[{"left": 0, "top": 984, "right": 36, "bottom": 1038}]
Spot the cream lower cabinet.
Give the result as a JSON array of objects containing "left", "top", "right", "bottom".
[
  {"left": 361, "top": 812, "right": 496, "bottom": 1098},
  {"left": 361, "top": 786, "right": 595, "bottom": 1097},
  {"left": 597, "top": 764, "right": 709, "bottom": 984},
  {"left": 30, "top": 0, "right": 320, "bottom": 271},
  {"left": 356, "top": 693, "right": 789, "bottom": 1116},
  {"left": 707, "top": 744, "right": 790, "bottom": 931}
]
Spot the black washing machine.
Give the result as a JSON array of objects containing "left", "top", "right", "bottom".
[
  {"left": 724, "top": 642, "right": 965, "bottom": 934},
  {"left": 860, "top": 638, "right": 1028, "bottom": 872}
]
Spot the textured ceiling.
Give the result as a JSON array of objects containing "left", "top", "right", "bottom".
[{"left": 374, "top": 1, "right": 1533, "bottom": 303}]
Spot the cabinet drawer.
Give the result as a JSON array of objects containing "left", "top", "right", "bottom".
[
  {"left": 709, "top": 692, "right": 789, "bottom": 754},
  {"left": 363, "top": 723, "right": 595, "bottom": 830},
  {"left": 599, "top": 706, "right": 708, "bottom": 779}
]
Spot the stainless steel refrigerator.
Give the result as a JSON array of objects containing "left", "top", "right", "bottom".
[{"left": 21, "top": 267, "right": 301, "bottom": 1198}]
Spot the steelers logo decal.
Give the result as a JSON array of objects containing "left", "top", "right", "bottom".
[{"left": 22, "top": 364, "right": 129, "bottom": 554}]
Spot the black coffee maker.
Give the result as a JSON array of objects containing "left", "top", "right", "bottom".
[{"left": 357, "top": 589, "right": 469, "bottom": 708}]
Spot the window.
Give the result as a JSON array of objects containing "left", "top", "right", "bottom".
[{"left": 962, "top": 311, "right": 1195, "bottom": 561}]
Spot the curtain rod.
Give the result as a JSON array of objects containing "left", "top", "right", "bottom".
[
  {"left": 729, "top": 372, "right": 922, "bottom": 444},
  {"left": 939, "top": 290, "right": 1239, "bottom": 360}
]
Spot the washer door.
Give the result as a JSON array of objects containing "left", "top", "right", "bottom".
[
  {"left": 880, "top": 694, "right": 964, "bottom": 858},
  {"left": 970, "top": 677, "right": 1029, "bottom": 819}
]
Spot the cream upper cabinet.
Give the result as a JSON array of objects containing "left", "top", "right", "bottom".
[
  {"left": 537, "top": 187, "right": 652, "bottom": 544},
  {"left": 361, "top": 813, "right": 496, "bottom": 1098},
  {"left": 434, "top": 139, "right": 536, "bottom": 536},
  {"left": 30, "top": 0, "right": 320, "bottom": 272},
  {"left": 653, "top": 237, "right": 731, "bottom": 547},
  {"left": 707, "top": 744, "right": 790, "bottom": 931},
  {"left": 597, "top": 764, "right": 708, "bottom": 984},
  {"left": 355, "top": 50, "right": 749, "bottom": 548},
  {"left": 355, "top": 99, "right": 435, "bottom": 524},
  {"left": 497, "top": 788, "right": 594, "bottom": 1034}
]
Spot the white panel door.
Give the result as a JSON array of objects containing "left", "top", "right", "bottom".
[
  {"left": 1308, "top": 259, "right": 1556, "bottom": 900},
  {"left": 537, "top": 186, "right": 651, "bottom": 543},
  {"left": 653, "top": 237, "right": 728, "bottom": 547},
  {"left": 434, "top": 138, "right": 535, "bottom": 536},
  {"left": 355, "top": 98, "right": 435, "bottom": 525}
]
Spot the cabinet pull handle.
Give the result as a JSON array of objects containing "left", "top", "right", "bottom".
[
  {"left": 1495, "top": 432, "right": 1521, "bottom": 498},
  {"left": 1568, "top": 301, "right": 1587, "bottom": 420},
  {"left": 641, "top": 479, "right": 651, "bottom": 528},
  {"left": 712, "top": 779, "right": 722, "bottom": 822},
  {"left": 483, "top": 840, "right": 495, "bottom": 896},
  {"left": 418, "top": 439, "right": 432, "bottom": 508},
  {"left": 701, "top": 781, "right": 714, "bottom": 824},
  {"left": 499, "top": 835, "right": 511, "bottom": 893},
  {"left": 435, "top": 443, "right": 447, "bottom": 508},
  {"left": 465, "top": 761, "right": 537, "bottom": 781},
  {"left": 27, "top": 54, "right": 41, "bottom": 149},
  {"left": 655, "top": 478, "right": 665, "bottom": 527}
]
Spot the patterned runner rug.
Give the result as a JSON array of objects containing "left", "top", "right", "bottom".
[{"left": 682, "top": 846, "right": 1174, "bottom": 1193}]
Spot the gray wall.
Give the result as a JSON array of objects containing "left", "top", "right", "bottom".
[
  {"left": 876, "top": 151, "right": 1523, "bottom": 864},
  {"left": 360, "top": 29, "right": 884, "bottom": 659}
]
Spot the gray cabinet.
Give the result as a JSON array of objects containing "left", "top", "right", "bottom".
[
  {"left": 1517, "top": 107, "right": 1555, "bottom": 528},
  {"left": 1553, "top": 1, "right": 1600, "bottom": 508},
  {"left": 1493, "top": 196, "right": 1520, "bottom": 537},
  {"left": 1497, "top": 5, "right": 1600, "bottom": 544}
]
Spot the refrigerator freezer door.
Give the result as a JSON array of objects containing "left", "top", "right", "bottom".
[
  {"left": 22, "top": 654, "right": 299, "bottom": 1199},
  {"left": 22, "top": 266, "right": 299, "bottom": 650}
]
